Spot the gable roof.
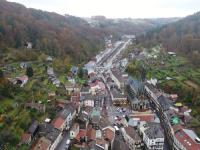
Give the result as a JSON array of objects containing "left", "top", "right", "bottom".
[
  {"left": 102, "top": 127, "right": 115, "bottom": 141},
  {"left": 175, "top": 129, "right": 200, "bottom": 150},
  {"left": 52, "top": 117, "right": 65, "bottom": 129},
  {"left": 28, "top": 121, "right": 39, "bottom": 135}
]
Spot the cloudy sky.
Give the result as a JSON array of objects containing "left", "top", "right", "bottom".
[{"left": 8, "top": 0, "right": 200, "bottom": 18}]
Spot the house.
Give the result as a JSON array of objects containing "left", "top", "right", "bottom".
[
  {"left": 20, "top": 62, "right": 27, "bottom": 69},
  {"left": 87, "top": 126, "right": 96, "bottom": 141},
  {"left": 129, "top": 113, "right": 155, "bottom": 123},
  {"left": 48, "top": 91, "right": 56, "bottom": 97},
  {"left": 32, "top": 137, "right": 51, "bottom": 150},
  {"left": 91, "top": 108, "right": 101, "bottom": 129},
  {"left": 45, "top": 128, "right": 62, "bottom": 150},
  {"left": 52, "top": 117, "right": 65, "bottom": 131},
  {"left": 174, "top": 128, "right": 200, "bottom": 150},
  {"left": 157, "top": 95, "right": 173, "bottom": 111},
  {"left": 80, "top": 85, "right": 90, "bottom": 96},
  {"left": 21, "top": 132, "right": 32, "bottom": 145},
  {"left": 170, "top": 94, "right": 178, "bottom": 102},
  {"left": 81, "top": 93, "right": 95, "bottom": 107},
  {"left": 25, "top": 102, "right": 45, "bottom": 113},
  {"left": 37, "top": 123, "right": 62, "bottom": 150},
  {"left": 70, "top": 123, "right": 80, "bottom": 139},
  {"left": 102, "top": 126, "right": 115, "bottom": 149},
  {"left": 110, "top": 68, "right": 127, "bottom": 93},
  {"left": 121, "top": 126, "right": 143, "bottom": 150},
  {"left": 110, "top": 87, "right": 127, "bottom": 106},
  {"left": 47, "top": 67, "right": 54, "bottom": 75},
  {"left": 28, "top": 121, "right": 39, "bottom": 139},
  {"left": 15, "top": 75, "right": 29, "bottom": 87},
  {"left": 59, "top": 109, "right": 72, "bottom": 130},
  {"left": 77, "top": 107, "right": 92, "bottom": 129},
  {"left": 71, "top": 92, "right": 81, "bottom": 113},
  {"left": 76, "top": 129, "right": 87, "bottom": 142},
  {"left": 26, "top": 42, "right": 32, "bottom": 49},
  {"left": 89, "top": 80, "right": 105, "bottom": 94},
  {"left": 46, "top": 56, "right": 53, "bottom": 62},
  {"left": 139, "top": 121, "right": 165, "bottom": 150},
  {"left": 70, "top": 66, "right": 79, "bottom": 75},
  {"left": 65, "top": 104, "right": 77, "bottom": 120},
  {"left": 65, "top": 82, "right": 75, "bottom": 94},
  {"left": 94, "top": 93, "right": 105, "bottom": 107}
]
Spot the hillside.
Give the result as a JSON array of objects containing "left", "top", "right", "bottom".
[
  {"left": 0, "top": 0, "right": 106, "bottom": 63},
  {"left": 84, "top": 16, "right": 179, "bottom": 37},
  {"left": 139, "top": 12, "right": 200, "bottom": 66}
]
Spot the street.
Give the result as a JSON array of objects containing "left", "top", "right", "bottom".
[{"left": 55, "top": 131, "right": 70, "bottom": 150}]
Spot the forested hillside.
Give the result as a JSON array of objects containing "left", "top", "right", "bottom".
[
  {"left": 85, "top": 17, "right": 179, "bottom": 38},
  {"left": 0, "top": 0, "right": 106, "bottom": 63},
  {"left": 139, "top": 12, "right": 200, "bottom": 66}
]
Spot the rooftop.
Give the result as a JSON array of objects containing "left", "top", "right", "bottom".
[
  {"left": 102, "top": 127, "right": 115, "bottom": 141},
  {"left": 128, "top": 77, "right": 143, "bottom": 94},
  {"left": 124, "top": 126, "right": 141, "bottom": 141},
  {"left": 110, "top": 88, "right": 126, "bottom": 99},
  {"left": 28, "top": 120, "right": 39, "bottom": 135},
  {"left": 32, "top": 137, "right": 51, "bottom": 150},
  {"left": 21, "top": 132, "right": 31, "bottom": 143},
  {"left": 52, "top": 117, "right": 65, "bottom": 129},
  {"left": 59, "top": 109, "right": 71, "bottom": 119},
  {"left": 175, "top": 129, "right": 200, "bottom": 150},
  {"left": 144, "top": 122, "right": 164, "bottom": 139},
  {"left": 157, "top": 95, "right": 173, "bottom": 111},
  {"left": 111, "top": 68, "right": 126, "bottom": 83},
  {"left": 81, "top": 86, "right": 90, "bottom": 93},
  {"left": 45, "top": 128, "right": 61, "bottom": 143}
]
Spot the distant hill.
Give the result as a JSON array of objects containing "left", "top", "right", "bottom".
[
  {"left": 0, "top": 1, "right": 179, "bottom": 64},
  {"left": 0, "top": 1, "right": 106, "bottom": 63},
  {"left": 139, "top": 12, "right": 200, "bottom": 66},
  {"left": 84, "top": 17, "right": 179, "bottom": 37}
]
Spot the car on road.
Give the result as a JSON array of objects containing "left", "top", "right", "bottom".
[{"left": 65, "top": 139, "right": 71, "bottom": 149}]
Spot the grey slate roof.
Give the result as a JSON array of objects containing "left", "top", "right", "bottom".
[
  {"left": 28, "top": 120, "right": 39, "bottom": 135},
  {"left": 144, "top": 122, "right": 164, "bottom": 139},
  {"left": 157, "top": 95, "right": 172, "bottom": 111}
]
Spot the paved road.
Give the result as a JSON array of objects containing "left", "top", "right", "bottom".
[{"left": 56, "top": 131, "right": 70, "bottom": 150}]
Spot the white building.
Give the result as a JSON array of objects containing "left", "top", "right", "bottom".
[
  {"left": 70, "top": 123, "right": 79, "bottom": 139},
  {"left": 139, "top": 121, "right": 164, "bottom": 150}
]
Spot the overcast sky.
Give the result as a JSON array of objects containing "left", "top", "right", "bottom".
[{"left": 8, "top": 0, "right": 200, "bottom": 18}]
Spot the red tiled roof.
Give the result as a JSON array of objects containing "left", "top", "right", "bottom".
[
  {"left": 52, "top": 117, "right": 65, "bottom": 129},
  {"left": 102, "top": 128, "right": 115, "bottom": 141},
  {"left": 132, "top": 114, "right": 154, "bottom": 122},
  {"left": 21, "top": 132, "right": 31, "bottom": 143},
  {"left": 76, "top": 129, "right": 86, "bottom": 140},
  {"left": 175, "top": 129, "right": 200, "bottom": 150},
  {"left": 87, "top": 128, "right": 96, "bottom": 140},
  {"left": 172, "top": 124, "right": 183, "bottom": 133}
]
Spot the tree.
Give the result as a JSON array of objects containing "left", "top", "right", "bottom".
[
  {"left": 0, "top": 69, "right": 3, "bottom": 78},
  {"left": 26, "top": 67, "right": 33, "bottom": 77},
  {"left": 78, "top": 67, "right": 84, "bottom": 79}
]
